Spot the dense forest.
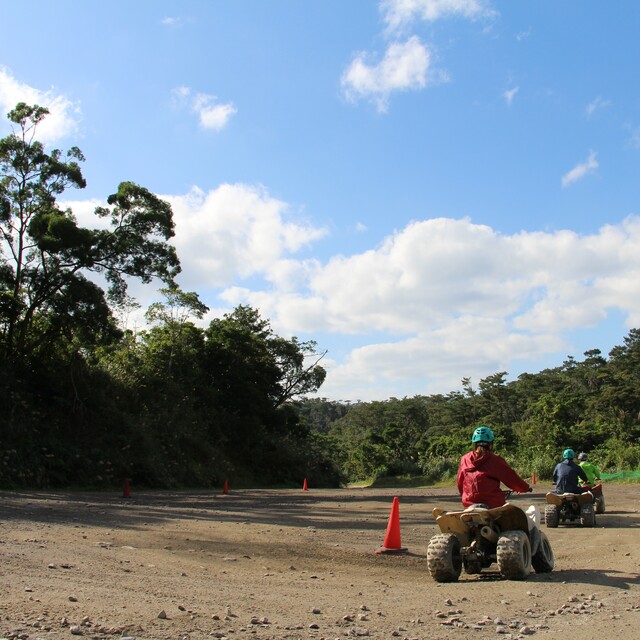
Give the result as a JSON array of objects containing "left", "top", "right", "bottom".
[
  {"left": 2, "top": 104, "right": 639, "bottom": 490},
  {"left": 297, "top": 331, "right": 640, "bottom": 485}
]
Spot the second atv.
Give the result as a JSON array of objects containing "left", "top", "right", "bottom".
[
  {"left": 427, "top": 502, "right": 554, "bottom": 582},
  {"left": 544, "top": 489, "right": 597, "bottom": 527}
]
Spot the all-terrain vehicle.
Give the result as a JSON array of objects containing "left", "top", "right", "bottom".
[
  {"left": 427, "top": 502, "right": 554, "bottom": 582},
  {"left": 544, "top": 488, "right": 598, "bottom": 527}
]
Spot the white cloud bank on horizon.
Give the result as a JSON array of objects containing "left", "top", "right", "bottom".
[
  {"left": 205, "top": 208, "right": 640, "bottom": 400},
  {"left": 0, "top": 67, "right": 81, "bottom": 144},
  {"left": 66, "top": 183, "right": 640, "bottom": 401}
]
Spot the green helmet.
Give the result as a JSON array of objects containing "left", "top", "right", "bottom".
[
  {"left": 472, "top": 426, "right": 495, "bottom": 443},
  {"left": 563, "top": 448, "right": 575, "bottom": 459}
]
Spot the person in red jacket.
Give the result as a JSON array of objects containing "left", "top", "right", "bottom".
[{"left": 457, "top": 426, "right": 531, "bottom": 508}]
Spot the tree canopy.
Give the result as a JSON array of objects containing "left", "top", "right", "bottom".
[{"left": 0, "top": 103, "right": 180, "bottom": 365}]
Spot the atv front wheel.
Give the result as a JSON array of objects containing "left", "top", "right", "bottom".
[
  {"left": 531, "top": 530, "right": 554, "bottom": 573},
  {"left": 427, "top": 533, "right": 462, "bottom": 582},
  {"left": 580, "top": 503, "right": 596, "bottom": 527},
  {"left": 496, "top": 531, "right": 532, "bottom": 580},
  {"left": 544, "top": 504, "right": 559, "bottom": 528},
  {"left": 595, "top": 495, "right": 605, "bottom": 514}
]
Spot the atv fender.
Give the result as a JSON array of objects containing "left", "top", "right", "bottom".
[
  {"left": 433, "top": 503, "right": 530, "bottom": 546},
  {"left": 546, "top": 491, "right": 593, "bottom": 506}
]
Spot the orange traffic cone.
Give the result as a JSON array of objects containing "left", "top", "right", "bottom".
[
  {"left": 375, "top": 497, "right": 408, "bottom": 554},
  {"left": 122, "top": 479, "right": 131, "bottom": 499},
  {"left": 302, "top": 478, "right": 309, "bottom": 491},
  {"left": 532, "top": 472, "right": 537, "bottom": 485},
  {"left": 223, "top": 480, "right": 229, "bottom": 495}
]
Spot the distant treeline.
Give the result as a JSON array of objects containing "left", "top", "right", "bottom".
[{"left": 296, "top": 330, "right": 640, "bottom": 485}]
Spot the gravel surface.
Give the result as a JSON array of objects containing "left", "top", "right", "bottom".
[{"left": 1, "top": 484, "right": 639, "bottom": 640}]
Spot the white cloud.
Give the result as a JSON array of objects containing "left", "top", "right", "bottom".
[
  {"left": 61, "top": 198, "right": 107, "bottom": 228},
  {"left": 382, "top": 0, "right": 497, "bottom": 31},
  {"left": 172, "top": 86, "right": 236, "bottom": 130},
  {"left": 0, "top": 67, "right": 81, "bottom": 144},
  {"left": 586, "top": 96, "right": 611, "bottom": 118},
  {"left": 162, "top": 184, "right": 328, "bottom": 289},
  {"left": 341, "top": 36, "right": 432, "bottom": 112},
  {"left": 193, "top": 94, "right": 237, "bottom": 130},
  {"left": 315, "top": 319, "right": 563, "bottom": 400},
  {"left": 342, "top": 0, "right": 491, "bottom": 111},
  {"left": 161, "top": 16, "right": 189, "bottom": 27},
  {"left": 561, "top": 150, "right": 599, "bottom": 187},
  {"left": 503, "top": 86, "right": 519, "bottom": 106},
  {"left": 173, "top": 86, "right": 191, "bottom": 100}
]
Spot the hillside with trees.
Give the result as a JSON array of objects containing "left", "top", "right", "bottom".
[
  {"left": 2, "top": 103, "right": 639, "bottom": 490},
  {"left": 297, "top": 331, "right": 640, "bottom": 484}
]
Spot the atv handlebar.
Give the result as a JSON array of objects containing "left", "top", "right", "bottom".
[{"left": 503, "top": 487, "right": 533, "bottom": 500}]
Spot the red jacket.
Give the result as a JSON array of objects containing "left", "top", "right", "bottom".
[{"left": 457, "top": 449, "right": 530, "bottom": 508}]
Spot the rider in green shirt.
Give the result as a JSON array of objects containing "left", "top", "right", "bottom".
[{"left": 577, "top": 452, "right": 601, "bottom": 487}]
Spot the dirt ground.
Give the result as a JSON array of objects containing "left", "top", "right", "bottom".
[{"left": 1, "top": 484, "right": 639, "bottom": 640}]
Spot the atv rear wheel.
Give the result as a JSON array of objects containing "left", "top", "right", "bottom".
[
  {"left": 595, "top": 495, "right": 605, "bottom": 514},
  {"left": 544, "top": 504, "right": 559, "bottom": 528},
  {"left": 531, "top": 530, "right": 554, "bottom": 573},
  {"left": 496, "top": 530, "right": 532, "bottom": 580},
  {"left": 427, "top": 533, "right": 462, "bottom": 582},
  {"left": 580, "top": 503, "right": 596, "bottom": 527}
]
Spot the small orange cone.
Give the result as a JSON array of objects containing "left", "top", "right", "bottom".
[
  {"left": 223, "top": 480, "right": 229, "bottom": 495},
  {"left": 122, "top": 479, "right": 131, "bottom": 499},
  {"left": 302, "top": 478, "right": 309, "bottom": 491},
  {"left": 532, "top": 472, "right": 537, "bottom": 485},
  {"left": 375, "top": 497, "right": 408, "bottom": 554}
]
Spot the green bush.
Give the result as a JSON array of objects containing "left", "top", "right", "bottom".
[
  {"left": 419, "top": 455, "right": 459, "bottom": 484},
  {"left": 590, "top": 438, "right": 640, "bottom": 473}
]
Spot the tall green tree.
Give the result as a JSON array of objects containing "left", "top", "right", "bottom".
[
  {"left": 204, "top": 305, "right": 326, "bottom": 411},
  {"left": 0, "top": 103, "right": 180, "bottom": 364},
  {"left": 202, "top": 306, "right": 327, "bottom": 475}
]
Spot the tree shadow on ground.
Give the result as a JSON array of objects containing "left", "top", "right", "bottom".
[
  {"left": 1, "top": 487, "right": 638, "bottom": 535},
  {"left": 0, "top": 488, "right": 460, "bottom": 532}
]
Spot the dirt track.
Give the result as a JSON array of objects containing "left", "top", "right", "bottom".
[{"left": 1, "top": 484, "right": 639, "bottom": 640}]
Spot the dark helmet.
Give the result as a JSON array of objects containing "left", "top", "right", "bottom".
[
  {"left": 563, "top": 448, "right": 575, "bottom": 459},
  {"left": 578, "top": 452, "right": 588, "bottom": 461},
  {"left": 472, "top": 426, "right": 495, "bottom": 444}
]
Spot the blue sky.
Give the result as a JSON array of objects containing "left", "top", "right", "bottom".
[{"left": 1, "top": 0, "right": 639, "bottom": 401}]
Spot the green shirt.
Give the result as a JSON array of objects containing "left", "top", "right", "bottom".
[{"left": 579, "top": 461, "right": 601, "bottom": 486}]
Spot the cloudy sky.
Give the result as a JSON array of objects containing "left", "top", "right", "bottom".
[{"left": 1, "top": 1, "right": 639, "bottom": 401}]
